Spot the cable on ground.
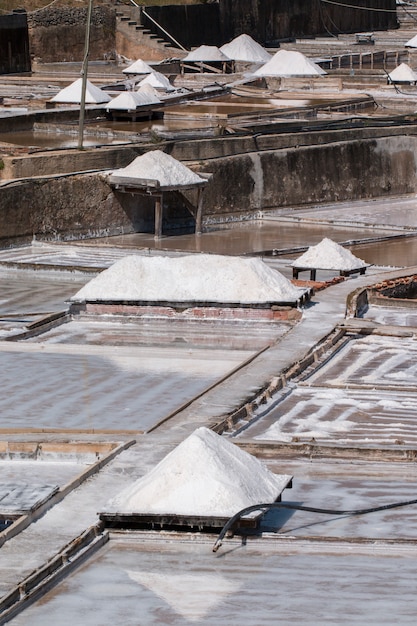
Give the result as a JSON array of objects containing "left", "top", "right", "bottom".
[{"left": 212, "top": 497, "right": 417, "bottom": 552}]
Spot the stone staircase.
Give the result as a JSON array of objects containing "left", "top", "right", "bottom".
[
  {"left": 115, "top": 4, "right": 185, "bottom": 61},
  {"left": 396, "top": 1, "right": 417, "bottom": 30}
]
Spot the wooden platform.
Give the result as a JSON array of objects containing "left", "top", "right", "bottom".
[
  {"left": 292, "top": 266, "right": 368, "bottom": 281},
  {"left": 100, "top": 476, "right": 293, "bottom": 533}
]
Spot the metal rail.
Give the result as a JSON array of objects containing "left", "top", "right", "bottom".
[{"left": 126, "top": 0, "right": 187, "bottom": 51}]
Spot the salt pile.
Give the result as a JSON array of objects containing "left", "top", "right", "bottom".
[
  {"left": 388, "top": 63, "right": 417, "bottom": 84},
  {"left": 122, "top": 58, "right": 153, "bottom": 75},
  {"left": 405, "top": 34, "right": 417, "bottom": 48},
  {"left": 183, "top": 45, "right": 230, "bottom": 62},
  {"left": 110, "top": 150, "right": 205, "bottom": 187},
  {"left": 220, "top": 34, "right": 271, "bottom": 63},
  {"left": 71, "top": 253, "right": 306, "bottom": 304},
  {"left": 292, "top": 238, "right": 367, "bottom": 271},
  {"left": 254, "top": 50, "right": 327, "bottom": 77},
  {"left": 51, "top": 78, "right": 111, "bottom": 104},
  {"left": 106, "top": 91, "right": 156, "bottom": 111},
  {"left": 108, "top": 427, "right": 291, "bottom": 517},
  {"left": 139, "top": 70, "right": 175, "bottom": 92},
  {"left": 137, "top": 83, "right": 161, "bottom": 103}
]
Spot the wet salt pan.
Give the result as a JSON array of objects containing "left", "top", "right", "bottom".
[
  {"left": 71, "top": 253, "right": 306, "bottom": 304},
  {"left": 108, "top": 427, "right": 291, "bottom": 516},
  {"left": 292, "top": 238, "right": 367, "bottom": 271}
]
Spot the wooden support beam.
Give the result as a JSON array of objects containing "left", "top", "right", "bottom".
[
  {"left": 196, "top": 188, "right": 203, "bottom": 235},
  {"left": 154, "top": 193, "right": 163, "bottom": 239}
]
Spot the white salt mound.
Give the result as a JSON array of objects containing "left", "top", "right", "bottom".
[
  {"left": 51, "top": 78, "right": 111, "bottom": 104},
  {"left": 139, "top": 71, "right": 175, "bottom": 92},
  {"left": 183, "top": 45, "right": 230, "bottom": 62},
  {"left": 106, "top": 91, "right": 157, "bottom": 111},
  {"left": 110, "top": 150, "right": 205, "bottom": 187},
  {"left": 71, "top": 253, "right": 306, "bottom": 303},
  {"left": 388, "top": 63, "right": 417, "bottom": 83},
  {"left": 292, "top": 238, "right": 367, "bottom": 271},
  {"left": 405, "top": 34, "right": 417, "bottom": 48},
  {"left": 254, "top": 50, "right": 327, "bottom": 77},
  {"left": 108, "top": 427, "right": 292, "bottom": 516},
  {"left": 220, "top": 34, "right": 271, "bottom": 63},
  {"left": 122, "top": 59, "right": 154, "bottom": 75},
  {"left": 137, "top": 83, "right": 161, "bottom": 103}
]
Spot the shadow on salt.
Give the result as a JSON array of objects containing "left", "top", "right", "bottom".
[{"left": 100, "top": 427, "right": 293, "bottom": 533}]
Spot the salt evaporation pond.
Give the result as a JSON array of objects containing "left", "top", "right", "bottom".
[
  {"left": 242, "top": 386, "right": 417, "bottom": 447},
  {"left": 13, "top": 536, "right": 417, "bottom": 625},
  {"left": 0, "top": 343, "right": 253, "bottom": 431}
]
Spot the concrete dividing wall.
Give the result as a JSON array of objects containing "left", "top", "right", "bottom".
[
  {"left": 198, "top": 135, "right": 417, "bottom": 216},
  {"left": 0, "top": 135, "right": 416, "bottom": 244},
  {"left": 0, "top": 173, "right": 194, "bottom": 246}
]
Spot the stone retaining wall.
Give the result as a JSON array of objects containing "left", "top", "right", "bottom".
[
  {"left": 0, "top": 134, "right": 416, "bottom": 245},
  {"left": 27, "top": 6, "right": 116, "bottom": 62}
]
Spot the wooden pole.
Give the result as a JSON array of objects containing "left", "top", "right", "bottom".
[
  {"left": 155, "top": 194, "right": 163, "bottom": 238},
  {"left": 78, "top": 0, "right": 93, "bottom": 150},
  {"left": 196, "top": 188, "right": 203, "bottom": 235}
]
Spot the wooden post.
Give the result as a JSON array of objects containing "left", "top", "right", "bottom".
[
  {"left": 196, "top": 188, "right": 203, "bottom": 235},
  {"left": 155, "top": 193, "right": 163, "bottom": 238}
]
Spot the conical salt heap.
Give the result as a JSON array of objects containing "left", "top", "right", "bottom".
[
  {"left": 220, "top": 34, "right": 271, "bottom": 63},
  {"left": 388, "top": 63, "right": 417, "bottom": 84},
  {"left": 292, "top": 238, "right": 367, "bottom": 271},
  {"left": 71, "top": 252, "right": 306, "bottom": 304},
  {"left": 109, "top": 150, "right": 205, "bottom": 188},
  {"left": 108, "top": 427, "right": 292, "bottom": 517},
  {"left": 51, "top": 78, "right": 111, "bottom": 104},
  {"left": 139, "top": 71, "right": 175, "bottom": 92},
  {"left": 254, "top": 49, "right": 326, "bottom": 77},
  {"left": 183, "top": 45, "right": 230, "bottom": 62},
  {"left": 405, "top": 33, "right": 417, "bottom": 48},
  {"left": 122, "top": 58, "right": 154, "bottom": 75}
]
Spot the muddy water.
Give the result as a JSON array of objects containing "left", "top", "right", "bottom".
[
  {"left": 350, "top": 236, "right": 417, "bottom": 268},
  {"left": 0, "top": 130, "right": 131, "bottom": 149},
  {"left": 90, "top": 221, "right": 416, "bottom": 267}
]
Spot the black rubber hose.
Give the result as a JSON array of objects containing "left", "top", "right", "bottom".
[{"left": 212, "top": 498, "right": 417, "bottom": 552}]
